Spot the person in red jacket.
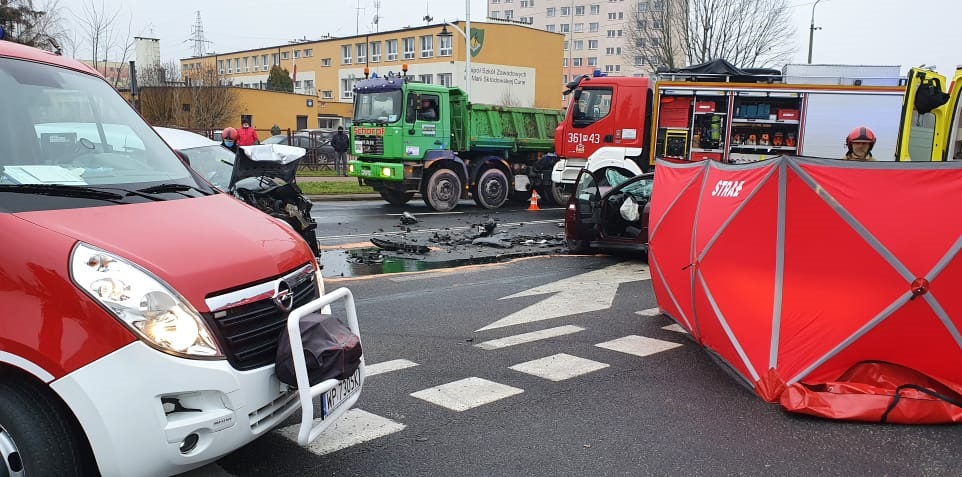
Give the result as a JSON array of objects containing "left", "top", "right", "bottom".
[{"left": 236, "top": 120, "right": 259, "bottom": 146}]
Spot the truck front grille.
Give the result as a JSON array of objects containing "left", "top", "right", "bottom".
[
  {"left": 204, "top": 264, "right": 320, "bottom": 371},
  {"left": 356, "top": 135, "right": 385, "bottom": 155}
]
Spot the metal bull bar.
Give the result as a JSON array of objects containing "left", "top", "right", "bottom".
[{"left": 285, "top": 287, "right": 365, "bottom": 446}]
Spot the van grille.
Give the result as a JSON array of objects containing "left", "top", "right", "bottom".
[{"left": 204, "top": 264, "right": 319, "bottom": 371}]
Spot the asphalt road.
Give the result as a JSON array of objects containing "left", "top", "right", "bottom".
[{"left": 185, "top": 255, "right": 962, "bottom": 477}]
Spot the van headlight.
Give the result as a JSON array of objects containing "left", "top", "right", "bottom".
[{"left": 70, "top": 243, "right": 222, "bottom": 358}]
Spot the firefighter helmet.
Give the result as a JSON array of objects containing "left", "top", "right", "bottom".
[
  {"left": 222, "top": 127, "right": 238, "bottom": 141},
  {"left": 846, "top": 126, "right": 876, "bottom": 147}
]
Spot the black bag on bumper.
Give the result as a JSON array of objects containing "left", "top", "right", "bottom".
[{"left": 276, "top": 313, "right": 362, "bottom": 387}]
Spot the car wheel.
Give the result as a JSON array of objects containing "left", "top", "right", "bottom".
[
  {"left": 473, "top": 168, "right": 509, "bottom": 209},
  {"left": 0, "top": 378, "right": 96, "bottom": 476},
  {"left": 379, "top": 189, "right": 414, "bottom": 206},
  {"left": 567, "top": 239, "right": 591, "bottom": 254},
  {"left": 422, "top": 168, "right": 462, "bottom": 212}
]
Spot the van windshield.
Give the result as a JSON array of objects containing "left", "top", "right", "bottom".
[{"left": 0, "top": 57, "right": 208, "bottom": 194}]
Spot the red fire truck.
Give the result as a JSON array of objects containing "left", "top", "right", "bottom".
[{"left": 551, "top": 65, "right": 906, "bottom": 188}]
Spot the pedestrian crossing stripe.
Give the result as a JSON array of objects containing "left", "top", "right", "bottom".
[
  {"left": 476, "top": 325, "right": 585, "bottom": 350},
  {"left": 277, "top": 409, "right": 406, "bottom": 455},
  {"left": 509, "top": 353, "right": 609, "bottom": 381},
  {"left": 410, "top": 377, "right": 524, "bottom": 411},
  {"left": 595, "top": 335, "right": 683, "bottom": 357},
  {"left": 366, "top": 359, "right": 419, "bottom": 376}
]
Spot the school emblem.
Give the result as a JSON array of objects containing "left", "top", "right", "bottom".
[{"left": 470, "top": 28, "right": 484, "bottom": 57}]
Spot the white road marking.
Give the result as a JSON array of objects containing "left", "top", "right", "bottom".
[
  {"left": 478, "top": 261, "right": 651, "bottom": 331},
  {"left": 635, "top": 307, "right": 662, "bottom": 316},
  {"left": 410, "top": 377, "right": 524, "bottom": 411},
  {"left": 662, "top": 324, "right": 689, "bottom": 334},
  {"left": 475, "top": 325, "right": 585, "bottom": 350},
  {"left": 278, "top": 409, "right": 406, "bottom": 455},
  {"left": 595, "top": 335, "right": 684, "bottom": 357},
  {"left": 366, "top": 359, "right": 419, "bottom": 376},
  {"left": 509, "top": 353, "right": 609, "bottom": 381}
]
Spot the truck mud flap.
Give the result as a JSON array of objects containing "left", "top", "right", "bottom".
[{"left": 284, "top": 287, "right": 365, "bottom": 446}]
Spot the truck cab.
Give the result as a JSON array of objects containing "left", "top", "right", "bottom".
[
  {"left": 551, "top": 74, "right": 653, "bottom": 186},
  {"left": 896, "top": 67, "right": 962, "bottom": 161}
]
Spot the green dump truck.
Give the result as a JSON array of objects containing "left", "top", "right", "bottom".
[{"left": 348, "top": 74, "right": 563, "bottom": 211}]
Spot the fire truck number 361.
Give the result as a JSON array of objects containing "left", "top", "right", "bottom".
[{"left": 567, "top": 133, "right": 601, "bottom": 144}]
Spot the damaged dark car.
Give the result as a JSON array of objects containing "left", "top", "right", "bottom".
[{"left": 565, "top": 167, "right": 653, "bottom": 254}]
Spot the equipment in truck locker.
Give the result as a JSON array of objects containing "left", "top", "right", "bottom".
[
  {"left": 664, "top": 130, "right": 688, "bottom": 157},
  {"left": 659, "top": 96, "right": 692, "bottom": 128}
]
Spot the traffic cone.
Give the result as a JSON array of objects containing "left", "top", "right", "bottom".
[{"left": 527, "top": 189, "right": 541, "bottom": 211}]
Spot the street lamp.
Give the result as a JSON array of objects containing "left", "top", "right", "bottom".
[
  {"left": 807, "top": 0, "right": 823, "bottom": 64},
  {"left": 436, "top": 0, "right": 472, "bottom": 100}
]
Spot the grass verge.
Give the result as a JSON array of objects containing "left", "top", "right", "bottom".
[{"left": 298, "top": 180, "right": 375, "bottom": 195}]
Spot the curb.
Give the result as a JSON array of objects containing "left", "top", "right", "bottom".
[{"left": 306, "top": 194, "right": 381, "bottom": 201}]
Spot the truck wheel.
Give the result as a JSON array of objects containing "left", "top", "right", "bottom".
[
  {"left": 379, "top": 190, "right": 414, "bottom": 206},
  {"left": 473, "top": 168, "right": 509, "bottom": 209},
  {"left": 0, "top": 378, "right": 96, "bottom": 476},
  {"left": 538, "top": 183, "right": 570, "bottom": 206},
  {"left": 422, "top": 168, "right": 462, "bottom": 212}
]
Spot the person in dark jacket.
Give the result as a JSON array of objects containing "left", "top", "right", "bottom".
[{"left": 331, "top": 126, "right": 351, "bottom": 176}]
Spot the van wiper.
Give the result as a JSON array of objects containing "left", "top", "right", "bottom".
[
  {"left": 0, "top": 184, "right": 125, "bottom": 201},
  {"left": 137, "top": 183, "right": 213, "bottom": 196}
]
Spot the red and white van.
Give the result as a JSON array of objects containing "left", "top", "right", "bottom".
[{"left": 0, "top": 40, "right": 363, "bottom": 476}]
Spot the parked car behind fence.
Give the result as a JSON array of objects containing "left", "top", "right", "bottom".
[{"left": 262, "top": 128, "right": 336, "bottom": 171}]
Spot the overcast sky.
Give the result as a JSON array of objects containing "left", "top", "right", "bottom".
[{"left": 66, "top": 0, "right": 962, "bottom": 77}]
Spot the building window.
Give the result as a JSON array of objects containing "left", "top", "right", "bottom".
[
  {"left": 638, "top": 1, "right": 648, "bottom": 11},
  {"left": 418, "top": 74, "right": 433, "bottom": 84},
  {"left": 605, "top": 47, "right": 615, "bottom": 55},
  {"left": 546, "top": 24, "right": 555, "bottom": 32},
  {"left": 634, "top": 56, "right": 644, "bottom": 66},
  {"left": 252, "top": 56, "right": 258, "bottom": 70},
  {"left": 272, "top": 53, "right": 280, "bottom": 66},
  {"left": 564, "top": 40, "right": 569, "bottom": 50},
  {"left": 520, "top": 0, "right": 533, "bottom": 6},
  {"left": 293, "top": 50, "right": 300, "bottom": 59},
  {"left": 341, "top": 78, "right": 354, "bottom": 98},
  {"left": 438, "top": 73, "right": 453, "bottom": 86},
  {"left": 218, "top": 60, "right": 224, "bottom": 74},
  {"left": 341, "top": 45, "right": 352, "bottom": 64},
  {"left": 226, "top": 59, "right": 232, "bottom": 73},
  {"left": 261, "top": 54, "right": 268, "bottom": 71},
  {"left": 590, "top": 4, "right": 601, "bottom": 14},
  {"left": 574, "top": 23, "right": 584, "bottom": 32},
  {"left": 243, "top": 57, "right": 249, "bottom": 72},
  {"left": 356, "top": 43, "right": 367, "bottom": 64},
  {"left": 504, "top": 9, "right": 514, "bottom": 19},
  {"left": 370, "top": 41, "right": 382, "bottom": 62},
  {"left": 546, "top": 6, "right": 555, "bottom": 16},
  {"left": 304, "top": 48, "right": 313, "bottom": 57},
  {"left": 419, "top": 35, "right": 433, "bottom": 58},
  {"left": 563, "top": 58, "right": 568, "bottom": 67},
  {"left": 491, "top": 10, "right": 499, "bottom": 17},
  {"left": 560, "top": 24, "right": 570, "bottom": 33},
  {"left": 573, "top": 58, "right": 583, "bottom": 67},
  {"left": 560, "top": 6, "right": 570, "bottom": 15},
  {"left": 303, "top": 79, "right": 314, "bottom": 91},
  {"left": 403, "top": 37, "right": 415, "bottom": 59},
  {"left": 653, "top": 19, "right": 664, "bottom": 29},
  {"left": 282, "top": 51, "right": 290, "bottom": 60},
  {"left": 608, "top": 12, "right": 624, "bottom": 20},
  {"left": 652, "top": 0, "right": 664, "bottom": 10},
  {"left": 387, "top": 39, "right": 398, "bottom": 61},
  {"left": 588, "top": 57, "right": 598, "bottom": 66},
  {"left": 573, "top": 40, "right": 584, "bottom": 50},
  {"left": 575, "top": 5, "right": 585, "bottom": 15},
  {"left": 322, "top": 90, "right": 333, "bottom": 99},
  {"left": 439, "top": 35, "right": 452, "bottom": 56},
  {"left": 607, "top": 29, "right": 616, "bottom": 38},
  {"left": 588, "top": 40, "right": 599, "bottom": 49},
  {"left": 321, "top": 57, "right": 332, "bottom": 67}
]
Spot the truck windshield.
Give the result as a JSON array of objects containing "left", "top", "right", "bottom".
[
  {"left": 571, "top": 87, "right": 613, "bottom": 128},
  {"left": 0, "top": 57, "right": 205, "bottom": 191},
  {"left": 354, "top": 90, "right": 403, "bottom": 124}
]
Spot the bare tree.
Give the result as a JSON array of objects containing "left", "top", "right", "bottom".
[
  {"left": 140, "top": 64, "right": 239, "bottom": 130},
  {"left": 0, "top": 0, "right": 67, "bottom": 51},
  {"left": 70, "top": 0, "right": 136, "bottom": 88},
  {"left": 625, "top": 0, "right": 796, "bottom": 71}
]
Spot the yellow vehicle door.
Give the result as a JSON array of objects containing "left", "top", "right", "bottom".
[
  {"left": 895, "top": 68, "right": 954, "bottom": 161},
  {"left": 942, "top": 69, "right": 962, "bottom": 161}
]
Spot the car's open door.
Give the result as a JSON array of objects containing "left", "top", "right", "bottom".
[
  {"left": 569, "top": 168, "right": 603, "bottom": 240},
  {"left": 941, "top": 69, "right": 962, "bottom": 161},
  {"left": 896, "top": 68, "right": 955, "bottom": 161}
]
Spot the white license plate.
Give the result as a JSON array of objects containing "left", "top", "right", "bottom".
[
  {"left": 321, "top": 367, "right": 362, "bottom": 419},
  {"left": 360, "top": 169, "right": 372, "bottom": 176}
]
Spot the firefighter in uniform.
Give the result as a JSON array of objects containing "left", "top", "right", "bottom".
[{"left": 843, "top": 126, "right": 876, "bottom": 161}]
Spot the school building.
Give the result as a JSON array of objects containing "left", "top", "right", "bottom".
[{"left": 179, "top": 20, "right": 564, "bottom": 133}]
